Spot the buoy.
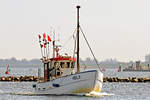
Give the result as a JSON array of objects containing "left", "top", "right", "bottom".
[
  {"left": 5, "top": 71, "right": 9, "bottom": 74},
  {"left": 5, "top": 65, "right": 9, "bottom": 74}
]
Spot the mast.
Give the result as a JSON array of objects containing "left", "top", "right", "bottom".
[
  {"left": 53, "top": 30, "right": 55, "bottom": 58},
  {"left": 53, "top": 40, "right": 55, "bottom": 58},
  {"left": 76, "top": 6, "right": 80, "bottom": 73}
]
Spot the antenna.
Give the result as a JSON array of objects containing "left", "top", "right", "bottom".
[{"left": 53, "top": 29, "right": 55, "bottom": 58}]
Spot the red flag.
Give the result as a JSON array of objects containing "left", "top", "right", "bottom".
[
  {"left": 45, "top": 39, "right": 47, "bottom": 43},
  {"left": 48, "top": 35, "right": 51, "bottom": 42},
  {"left": 44, "top": 43, "right": 47, "bottom": 48},
  {"left": 38, "top": 34, "right": 41, "bottom": 39},
  {"left": 43, "top": 33, "right": 46, "bottom": 39},
  {"left": 40, "top": 44, "right": 43, "bottom": 48}
]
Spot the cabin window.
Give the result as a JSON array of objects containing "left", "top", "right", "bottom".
[
  {"left": 71, "top": 62, "right": 75, "bottom": 68},
  {"left": 57, "top": 72, "right": 61, "bottom": 76},
  {"left": 66, "top": 62, "right": 70, "bottom": 68},
  {"left": 49, "top": 62, "right": 52, "bottom": 69},
  {"left": 54, "top": 62, "right": 56, "bottom": 66},
  {"left": 60, "top": 62, "right": 65, "bottom": 68},
  {"left": 54, "top": 62, "right": 59, "bottom": 68}
]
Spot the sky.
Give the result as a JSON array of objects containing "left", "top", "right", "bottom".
[{"left": 0, "top": 0, "right": 150, "bottom": 62}]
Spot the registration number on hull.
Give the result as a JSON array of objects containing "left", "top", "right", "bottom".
[{"left": 72, "top": 75, "right": 80, "bottom": 80}]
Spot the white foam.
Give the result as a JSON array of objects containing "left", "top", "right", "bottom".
[
  {"left": 85, "top": 91, "right": 114, "bottom": 97},
  {"left": 5, "top": 91, "right": 114, "bottom": 97},
  {"left": 11, "top": 92, "right": 34, "bottom": 95}
]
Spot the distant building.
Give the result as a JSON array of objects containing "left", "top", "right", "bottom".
[
  {"left": 145, "top": 54, "right": 150, "bottom": 62},
  {"left": 136, "top": 61, "right": 141, "bottom": 70}
]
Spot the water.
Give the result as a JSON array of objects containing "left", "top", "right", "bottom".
[{"left": 0, "top": 67, "right": 150, "bottom": 100}]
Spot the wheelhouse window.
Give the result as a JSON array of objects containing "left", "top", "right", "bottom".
[
  {"left": 60, "top": 62, "right": 65, "bottom": 68},
  {"left": 54, "top": 62, "right": 59, "bottom": 68},
  {"left": 66, "top": 62, "right": 70, "bottom": 68}
]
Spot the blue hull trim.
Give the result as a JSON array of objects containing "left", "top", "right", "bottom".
[{"left": 76, "top": 70, "right": 97, "bottom": 74}]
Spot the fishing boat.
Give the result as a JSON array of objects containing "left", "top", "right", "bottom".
[{"left": 33, "top": 6, "right": 103, "bottom": 95}]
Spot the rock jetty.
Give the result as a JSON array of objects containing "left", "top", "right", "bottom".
[
  {"left": 0, "top": 76, "right": 150, "bottom": 82},
  {"left": 103, "top": 77, "right": 150, "bottom": 82},
  {"left": 0, "top": 76, "right": 38, "bottom": 82}
]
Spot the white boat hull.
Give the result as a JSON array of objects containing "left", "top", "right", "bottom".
[{"left": 33, "top": 70, "right": 103, "bottom": 95}]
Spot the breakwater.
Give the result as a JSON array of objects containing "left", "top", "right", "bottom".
[
  {"left": 0, "top": 76, "right": 150, "bottom": 82},
  {"left": 0, "top": 76, "right": 39, "bottom": 82},
  {"left": 103, "top": 77, "right": 150, "bottom": 82}
]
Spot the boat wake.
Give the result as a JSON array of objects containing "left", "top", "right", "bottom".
[
  {"left": 85, "top": 91, "right": 114, "bottom": 97},
  {"left": 4, "top": 91, "right": 114, "bottom": 98}
]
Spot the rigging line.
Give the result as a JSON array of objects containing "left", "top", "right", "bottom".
[
  {"left": 80, "top": 60, "right": 87, "bottom": 70},
  {"left": 60, "top": 28, "right": 77, "bottom": 51},
  {"left": 73, "top": 30, "right": 77, "bottom": 58},
  {"left": 79, "top": 26, "right": 102, "bottom": 72}
]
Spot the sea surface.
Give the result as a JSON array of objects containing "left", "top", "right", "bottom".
[{"left": 0, "top": 67, "right": 150, "bottom": 100}]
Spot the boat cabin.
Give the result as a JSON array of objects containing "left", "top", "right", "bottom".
[{"left": 43, "top": 56, "right": 76, "bottom": 82}]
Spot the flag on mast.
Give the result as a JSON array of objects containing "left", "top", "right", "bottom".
[
  {"left": 48, "top": 35, "right": 51, "bottom": 42},
  {"left": 43, "top": 33, "right": 46, "bottom": 39},
  {"left": 38, "top": 34, "right": 41, "bottom": 39},
  {"left": 40, "top": 44, "right": 43, "bottom": 48},
  {"left": 44, "top": 43, "right": 47, "bottom": 48}
]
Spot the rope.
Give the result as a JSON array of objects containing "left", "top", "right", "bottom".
[
  {"left": 73, "top": 30, "right": 77, "bottom": 58},
  {"left": 60, "top": 28, "right": 77, "bottom": 52},
  {"left": 79, "top": 26, "right": 102, "bottom": 72}
]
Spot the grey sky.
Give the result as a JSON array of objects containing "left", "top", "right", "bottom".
[{"left": 0, "top": 0, "right": 150, "bottom": 62}]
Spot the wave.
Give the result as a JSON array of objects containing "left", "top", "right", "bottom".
[{"left": 5, "top": 91, "right": 114, "bottom": 98}]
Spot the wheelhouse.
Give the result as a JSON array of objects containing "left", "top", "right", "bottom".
[{"left": 43, "top": 56, "right": 76, "bottom": 82}]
